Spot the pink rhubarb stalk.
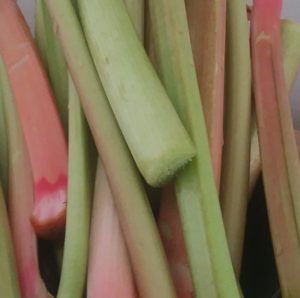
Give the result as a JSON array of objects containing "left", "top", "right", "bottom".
[
  {"left": 0, "top": 56, "right": 51, "bottom": 298},
  {"left": 88, "top": 162, "right": 136, "bottom": 298},
  {"left": 0, "top": 0, "right": 68, "bottom": 238},
  {"left": 251, "top": 0, "right": 300, "bottom": 296},
  {"left": 159, "top": 186, "right": 193, "bottom": 298}
]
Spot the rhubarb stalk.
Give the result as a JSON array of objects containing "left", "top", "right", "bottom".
[
  {"left": 57, "top": 76, "right": 93, "bottom": 298},
  {"left": 158, "top": 186, "right": 193, "bottom": 298},
  {"left": 88, "top": 162, "right": 137, "bottom": 298},
  {"left": 35, "top": 0, "right": 69, "bottom": 132},
  {"left": 44, "top": 1, "right": 176, "bottom": 297},
  {"left": 0, "top": 56, "right": 52, "bottom": 298},
  {"left": 149, "top": 0, "right": 239, "bottom": 296},
  {"left": 220, "top": 0, "right": 252, "bottom": 275},
  {"left": 0, "top": 0, "right": 68, "bottom": 239},
  {"left": 79, "top": 0, "right": 196, "bottom": 188},
  {"left": 185, "top": 0, "right": 226, "bottom": 187},
  {"left": 249, "top": 20, "right": 300, "bottom": 193},
  {"left": 251, "top": 0, "right": 300, "bottom": 296},
  {"left": 0, "top": 180, "right": 20, "bottom": 297}
]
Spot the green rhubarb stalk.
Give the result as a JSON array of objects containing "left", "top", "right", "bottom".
[
  {"left": 0, "top": 81, "right": 8, "bottom": 197},
  {"left": 0, "top": 181, "right": 20, "bottom": 297},
  {"left": 149, "top": 0, "right": 239, "bottom": 297},
  {"left": 220, "top": 0, "right": 252, "bottom": 275},
  {"left": 57, "top": 75, "right": 92, "bottom": 298},
  {"left": 124, "top": 0, "right": 144, "bottom": 40},
  {"left": 251, "top": 0, "right": 300, "bottom": 296},
  {"left": 35, "top": 0, "right": 49, "bottom": 70},
  {"left": 249, "top": 20, "right": 300, "bottom": 193},
  {"left": 44, "top": 1, "right": 176, "bottom": 297},
  {"left": 35, "top": 0, "right": 68, "bottom": 132},
  {"left": 185, "top": 0, "right": 226, "bottom": 188},
  {"left": 0, "top": 56, "right": 52, "bottom": 298},
  {"left": 79, "top": 0, "right": 195, "bottom": 188}
]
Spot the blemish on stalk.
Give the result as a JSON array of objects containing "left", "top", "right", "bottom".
[
  {"left": 256, "top": 31, "right": 271, "bottom": 43},
  {"left": 10, "top": 55, "right": 30, "bottom": 71},
  {"left": 17, "top": 42, "right": 30, "bottom": 50}
]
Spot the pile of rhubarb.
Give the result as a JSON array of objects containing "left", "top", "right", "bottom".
[{"left": 0, "top": 0, "right": 300, "bottom": 297}]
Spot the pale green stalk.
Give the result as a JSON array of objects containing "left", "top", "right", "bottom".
[
  {"left": 44, "top": 1, "right": 176, "bottom": 297},
  {"left": 149, "top": 0, "right": 239, "bottom": 297},
  {"left": 35, "top": 0, "right": 69, "bottom": 132},
  {"left": 57, "top": 75, "right": 92, "bottom": 298},
  {"left": 79, "top": 0, "right": 195, "bottom": 187},
  {"left": 249, "top": 20, "right": 300, "bottom": 193},
  {"left": 220, "top": 0, "right": 252, "bottom": 275},
  {"left": 0, "top": 84, "right": 7, "bottom": 197},
  {"left": 0, "top": 181, "right": 20, "bottom": 298}
]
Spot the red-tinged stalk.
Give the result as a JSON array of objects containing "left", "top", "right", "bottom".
[
  {"left": 0, "top": 56, "right": 52, "bottom": 298},
  {"left": 44, "top": 1, "right": 176, "bottom": 297},
  {"left": 185, "top": 0, "right": 226, "bottom": 188},
  {"left": 88, "top": 162, "right": 137, "bottom": 298},
  {"left": 149, "top": 0, "right": 240, "bottom": 296},
  {"left": 0, "top": 0, "right": 68, "bottom": 239},
  {"left": 220, "top": 0, "right": 252, "bottom": 275},
  {"left": 57, "top": 76, "right": 94, "bottom": 298},
  {"left": 0, "top": 180, "right": 20, "bottom": 297},
  {"left": 249, "top": 20, "right": 300, "bottom": 194},
  {"left": 159, "top": 186, "right": 193, "bottom": 298},
  {"left": 251, "top": 0, "right": 300, "bottom": 296}
]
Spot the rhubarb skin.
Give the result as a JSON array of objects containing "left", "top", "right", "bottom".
[
  {"left": 185, "top": 0, "right": 226, "bottom": 188},
  {"left": 88, "top": 162, "right": 137, "bottom": 298},
  {"left": 0, "top": 56, "right": 52, "bottom": 298},
  {"left": 159, "top": 186, "right": 193, "bottom": 298},
  {"left": 249, "top": 20, "right": 300, "bottom": 194},
  {"left": 0, "top": 0, "right": 68, "bottom": 239},
  {"left": 251, "top": 0, "right": 300, "bottom": 296}
]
